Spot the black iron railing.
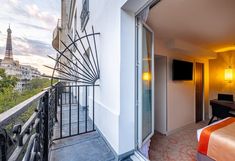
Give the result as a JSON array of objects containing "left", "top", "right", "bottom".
[
  {"left": 0, "top": 83, "right": 97, "bottom": 161},
  {"left": 0, "top": 82, "right": 98, "bottom": 160},
  {"left": 0, "top": 85, "right": 57, "bottom": 161},
  {"left": 53, "top": 84, "right": 97, "bottom": 140}
]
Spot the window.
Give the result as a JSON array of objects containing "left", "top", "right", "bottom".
[{"left": 80, "top": 0, "right": 89, "bottom": 31}]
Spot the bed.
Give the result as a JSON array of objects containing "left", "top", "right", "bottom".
[{"left": 197, "top": 117, "right": 235, "bottom": 161}]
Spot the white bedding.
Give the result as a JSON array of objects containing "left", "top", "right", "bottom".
[{"left": 197, "top": 118, "right": 229, "bottom": 141}]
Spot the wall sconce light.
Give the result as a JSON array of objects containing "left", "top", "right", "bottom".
[
  {"left": 142, "top": 72, "right": 152, "bottom": 81},
  {"left": 225, "top": 66, "right": 233, "bottom": 83}
]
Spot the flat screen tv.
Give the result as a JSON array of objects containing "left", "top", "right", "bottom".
[{"left": 172, "top": 59, "right": 193, "bottom": 80}]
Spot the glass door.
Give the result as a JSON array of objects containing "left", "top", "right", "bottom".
[{"left": 137, "top": 20, "right": 154, "bottom": 148}]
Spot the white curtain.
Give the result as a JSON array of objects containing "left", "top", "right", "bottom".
[{"left": 137, "top": 7, "right": 150, "bottom": 23}]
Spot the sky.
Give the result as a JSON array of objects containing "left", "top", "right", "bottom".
[{"left": 0, "top": 0, "right": 60, "bottom": 75}]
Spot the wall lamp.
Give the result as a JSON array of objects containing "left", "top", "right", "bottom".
[
  {"left": 225, "top": 66, "right": 233, "bottom": 83},
  {"left": 142, "top": 72, "right": 152, "bottom": 81}
]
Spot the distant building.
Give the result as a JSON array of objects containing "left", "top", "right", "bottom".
[{"left": 0, "top": 26, "right": 41, "bottom": 92}]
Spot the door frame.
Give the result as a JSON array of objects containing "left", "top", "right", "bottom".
[
  {"left": 131, "top": 0, "right": 160, "bottom": 159},
  {"left": 137, "top": 20, "right": 155, "bottom": 148},
  {"left": 195, "top": 62, "right": 205, "bottom": 122},
  {"left": 154, "top": 55, "right": 167, "bottom": 134}
]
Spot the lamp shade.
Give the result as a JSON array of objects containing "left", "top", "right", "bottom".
[
  {"left": 225, "top": 67, "right": 233, "bottom": 82},
  {"left": 142, "top": 72, "right": 152, "bottom": 81}
]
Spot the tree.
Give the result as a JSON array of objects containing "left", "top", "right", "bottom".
[
  {"left": 0, "top": 75, "right": 52, "bottom": 113},
  {"left": 0, "top": 68, "right": 18, "bottom": 93},
  {"left": 27, "top": 78, "right": 51, "bottom": 90}
]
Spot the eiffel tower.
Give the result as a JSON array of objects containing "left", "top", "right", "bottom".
[{"left": 2, "top": 25, "right": 14, "bottom": 64}]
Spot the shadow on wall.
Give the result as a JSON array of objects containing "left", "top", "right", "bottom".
[{"left": 209, "top": 52, "right": 235, "bottom": 100}]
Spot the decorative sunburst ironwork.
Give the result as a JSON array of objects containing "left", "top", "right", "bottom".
[{"left": 44, "top": 26, "right": 100, "bottom": 85}]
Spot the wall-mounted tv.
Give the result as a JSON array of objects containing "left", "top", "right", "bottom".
[{"left": 172, "top": 59, "right": 193, "bottom": 80}]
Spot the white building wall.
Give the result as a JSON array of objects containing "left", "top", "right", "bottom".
[
  {"left": 119, "top": 9, "right": 135, "bottom": 154},
  {"left": 65, "top": 0, "right": 153, "bottom": 156},
  {"left": 74, "top": 0, "right": 122, "bottom": 153}
]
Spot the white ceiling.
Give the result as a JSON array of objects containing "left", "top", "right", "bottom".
[{"left": 147, "top": 0, "right": 235, "bottom": 56}]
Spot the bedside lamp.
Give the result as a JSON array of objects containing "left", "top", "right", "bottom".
[{"left": 225, "top": 66, "right": 233, "bottom": 83}]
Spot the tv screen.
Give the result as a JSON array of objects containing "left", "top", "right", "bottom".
[{"left": 172, "top": 59, "right": 193, "bottom": 80}]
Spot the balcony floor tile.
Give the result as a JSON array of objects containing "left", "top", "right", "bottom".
[{"left": 50, "top": 131, "right": 116, "bottom": 161}]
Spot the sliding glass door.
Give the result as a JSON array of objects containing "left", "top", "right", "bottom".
[{"left": 137, "top": 20, "right": 154, "bottom": 148}]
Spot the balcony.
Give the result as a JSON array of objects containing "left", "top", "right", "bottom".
[
  {"left": 0, "top": 83, "right": 120, "bottom": 161},
  {"left": 52, "top": 19, "right": 62, "bottom": 50}
]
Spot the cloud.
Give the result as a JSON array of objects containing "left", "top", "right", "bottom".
[
  {"left": 25, "top": 4, "right": 39, "bottom": 16},
  {"left": 2, "top": 0, "right": 28, "bottom": 18},
  {"left": 0, "top": 46, "right": 4, "bottom": 55},
  {"left": 13, "top": 54, "right": 56, "bottom": 75},
  {"left": 19, "top": 23, "right": 50, "bottom": 31},
  {"left": 25, "top": 4, "right": 58, "bottom": 29},
  {"left": 11, "top": 36, "right": 55, "bottom": 57},
  {"left": 1, "top": 1, "right": 58, "bottom": 30},
  {"left": 9, "top": 0, "right": 19, "bottom": 5}
]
